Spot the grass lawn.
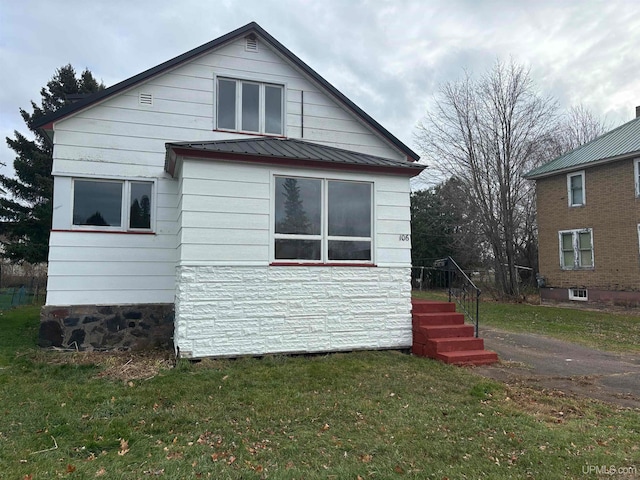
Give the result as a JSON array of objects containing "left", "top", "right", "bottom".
[
  {"left": 1, "top": 306, "right": 638, "bottom": 479},
  {"left": 412, "top": 290, "right": 640, "bottom": 354}
]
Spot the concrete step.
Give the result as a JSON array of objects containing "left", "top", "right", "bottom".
[
  {"left": 436, "top": 350, "right": 499, "bottom": 366},
  {"left": 411, "top": 300, "right": 456, "bottom": 314},
  {"left": 420, "top": 324, "right": 475, "bottom": 339},
  {"left": 425, "top": 337, "right": 485, "bottom": 354},
  {"left": 412, "top": 312, "right": 465, "bottom": 328}
]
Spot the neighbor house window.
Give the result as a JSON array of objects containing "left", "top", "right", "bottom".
[
  {"left": 568, "top": 288, "right": 588, "bottom": 301},
  {"left": 559, "top": 228, "right": 593, "bottom": 269},
  {"left": 567, "top": 171, "right": 585, "bottom": 207},
  {"left": 72, "top": 179, "right": 153, "bottom": 231},
  {"left": 273, "top": 176, "right": 372, "bottom": 262},
  {"left": 634, "top": 159, "right": 640, "bottom": 197},
  {"left": 216, "top": 78, "right": 284, "bottom": 135}
]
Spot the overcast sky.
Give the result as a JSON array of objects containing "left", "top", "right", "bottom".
[{"left": 2, "top": 0, "right": 640, "bottom": 185}]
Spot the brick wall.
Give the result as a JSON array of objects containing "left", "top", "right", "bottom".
[
  {"left": 174, "top": 266, "right": 412, "bottom": 358},
  {"left": 537, "top": 159, "right": 640, "bottom": 296}
]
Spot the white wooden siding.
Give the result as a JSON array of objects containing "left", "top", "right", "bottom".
[
  {"left": 177, "top": 159, "right": 411, "bottom": 268},
  {"left": 47, "top": 35, "right": 412, "bottom": 306}
]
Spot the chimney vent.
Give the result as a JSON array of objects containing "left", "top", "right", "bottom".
[{"left": 636, "top": 105, "right": 640, "bottom": 118}]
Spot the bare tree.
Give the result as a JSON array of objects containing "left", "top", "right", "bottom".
[
  {"left": 553, "top": 104, "right": 610, "bottom": 156},
  {"left": 415, "top": 60, "right": 557, "bottom": 297}
]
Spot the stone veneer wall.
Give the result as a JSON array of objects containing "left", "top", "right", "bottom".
[
  {"left": 39, "top": 304, "right": 174, "bottom": 351},
  {"left": 174, "top": 266, "right": 412, "bottom": 359}
]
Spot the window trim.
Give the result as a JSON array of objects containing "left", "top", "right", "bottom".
[
  {"left": 568, "top": 288, "right": 588, "bottom": 301},
  {"left": 634, "top": 159, "right": 640, "bottom": 197},
  {"left": 566, "top": 171, "right": 585, "bottom": 207},
  {"left": 271, "top": 174, "right": 374, "bottom": 265},
  {"left": 70, "top": 177, "right": 156, "bottom": 233},
  {"left": 558, "top": 228, "right": 594, "bottom": 270},
  {"left": 214, "top": 76, "right": 285, "bottom": 136}
]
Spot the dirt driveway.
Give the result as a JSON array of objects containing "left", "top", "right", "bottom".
[{"left": 474, "top": 327, "right": 640, "bottom": 409}]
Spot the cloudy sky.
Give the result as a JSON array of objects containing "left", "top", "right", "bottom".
[{"left": 1, "top": 0, "right": 640, "bottom": 184}]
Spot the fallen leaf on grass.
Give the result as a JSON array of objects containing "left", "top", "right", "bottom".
[
  {"left": 394, "top": 465, "right": 405, "bottom": 474},
  {"left": 66, "top": 464, "right": 76, "bottom": 473},
  {"left": 118, "top": 439, "right": 130, "bottom": 456},
  {"left": 22, "top": 476, "right": 32, "bottom": 480},
  {"left": 360, "top": 454, "right": 373, "bottom": 463},
  {"left": 95, "top": 467, "right": 106, "bottom": 477}
]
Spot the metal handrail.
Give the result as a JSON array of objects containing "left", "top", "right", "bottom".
[{"left": 412, "top": 257, "right": 482, "bottom": 337}]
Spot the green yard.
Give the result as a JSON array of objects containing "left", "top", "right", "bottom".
[
  {"left": 0, "top": 304, "right": 638, "bottom": 479},
  {"left": 413, "top": 290, "right": 640, "bottom": 354}
]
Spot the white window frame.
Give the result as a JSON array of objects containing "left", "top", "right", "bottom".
[
  {"left": 567, "top": 171, "right": 585, "bottom": 207},
  {"left": 559, "top": 228, "right": 594, "bottom": 269},
  {"left": 271, "top": 175, "right": 374, "bottom": 264},
  {"left": 215, "top": 77, "right": 285, "bottom": 136},
  {"left": 568, "top": 288, "right": 588, "bottom": 301},
  {"left": 634, "top": 159, "right": 640, "bottom": 197},
  {"left": 71, "top": 178, "right": 155, "bottom": 232}
]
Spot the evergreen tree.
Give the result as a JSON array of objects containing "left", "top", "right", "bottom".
[
  {"left": 277, "top": 178, "right": 311, "bottom": 234},
  {"left": 1, "top": 65, "right": 105, "bottom": 263}
]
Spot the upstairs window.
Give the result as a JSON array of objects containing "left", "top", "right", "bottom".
[
  {"left": 273, "top": 176, "right": 372, "bottom": 263},
  {"left": 567, "top": 171, "right": 585, "bottom": 207},
  {"left": 634, "top": 159, "right": 640, "bottom": 197},
  {"left": 559, "top": 228, "right": 593, "bottom": 269},
  {"left": 72, "top": 179, "right": 153, "bottom": 231},
  {"left": 216, "top": 78, "right": 284, "bottom": 135}
]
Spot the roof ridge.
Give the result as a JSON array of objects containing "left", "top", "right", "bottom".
[
  {"left": 526, "top": 115, "right": 640, "bottom": 178},
  {"left": 33, "top": 22, "right": 419, "bottom": 161}
]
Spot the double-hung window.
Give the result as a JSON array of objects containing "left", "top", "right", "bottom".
[
  {"left": 559, "top": 228, "right": 593, "bottom": 269},
  {"left": 216, "top": 78, "right": 284, "bottom": 135},
  {"left": 273, "top": 176, "right": 372, "bottom": 263},
  {"left": 72, "top": 179, "right": 153, "bottom": 231},
  {"left": 567, "top": 171, "right": 585, "bottom": 207},
  {"left": 634, "top": 159, "right": 640, "bottom": 197}
]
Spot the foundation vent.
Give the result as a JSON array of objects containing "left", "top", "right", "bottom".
[{"left": 139, "top": 92, "right": 153, "bottom": 106}]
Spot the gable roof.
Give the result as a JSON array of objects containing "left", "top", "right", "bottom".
[
  {"left": 32, "top": 21, "right": 419, "bottom": 162},
  {"left": 526, "top": 115, "right": 640, "bottom": 179},
  {"left": 165, "top": 138, "right": 425, "bottom": 177}
]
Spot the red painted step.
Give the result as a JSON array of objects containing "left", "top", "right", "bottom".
[
  {"left": 420, "top": 324, "right": 476, "bottom": 339},
  {"left": 425, "top": 337, "right": 485, "bottom": 354},
  {"left": 436, "top": 350, "right": 499, "bottom": 366},
  {"left": 412, "top": 312, "right": 465, "bottom": 327},
  {"left": 412, "top": 300, "right": 456, "bottom": 313},
  {"left": 411, "top": 298, "right": 498, "bottom": 366}
]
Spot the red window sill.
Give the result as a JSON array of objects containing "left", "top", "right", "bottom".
[
  {"left": 270, "top": 262, "right": 376, "bottom": 267},
  {"left": 51, "top": 229, "right": 156, "bottom": 235}
]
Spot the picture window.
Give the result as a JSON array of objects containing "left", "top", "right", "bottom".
[{"left": 72, "top": 179, "right": 153, "bottom": 231}]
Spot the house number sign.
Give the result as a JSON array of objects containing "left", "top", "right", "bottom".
[{"left": 399, "top": 234, "right": 410, "bottom": 241}]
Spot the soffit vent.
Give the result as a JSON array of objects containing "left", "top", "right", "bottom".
[
  {"left": 245, "top": 34, "right": 258, "bottom": 52},
  {"left": 139, "top": 92, "right": 153, "bottom": 106}
]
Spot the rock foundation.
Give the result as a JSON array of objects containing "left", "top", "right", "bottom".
[{"left": 39, "top": 304, "right": 174, "bottom": 351}]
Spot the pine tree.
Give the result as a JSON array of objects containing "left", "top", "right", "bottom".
[
  {"left": 1, "top": 65, "right": 105, "bottom": 263},
  {"left": 277, "top": 178, "right": 311, "bottom": 234}
]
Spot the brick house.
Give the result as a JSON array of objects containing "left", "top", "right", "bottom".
[{"left": 526, "top": 109, "right": 640, "bottom": 306}]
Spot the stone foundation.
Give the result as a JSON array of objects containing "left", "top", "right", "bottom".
[{"left": 39, "top": 304, "right": 174, "bottom": 351}]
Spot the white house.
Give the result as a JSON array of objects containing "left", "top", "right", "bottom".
[{"left": 34, "top": 22, "right": 424, "bottom": 358}]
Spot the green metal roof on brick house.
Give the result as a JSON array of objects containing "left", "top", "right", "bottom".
[{"left": 525, "top": 115, "right": 640, "bottom": 179}]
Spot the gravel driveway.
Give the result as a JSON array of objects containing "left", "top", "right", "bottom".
[{"left": 473, "top": 327, "right": 640, "bottom": 409}]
